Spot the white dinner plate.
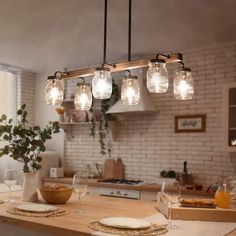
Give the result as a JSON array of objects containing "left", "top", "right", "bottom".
[
  {"left": 99, "top": 217, "right": 151, "bottom": 229},
  {"left": 15, "top": 203, "right": 57, "bottom": 213}
]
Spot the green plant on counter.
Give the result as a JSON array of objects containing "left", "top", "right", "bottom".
[
  {"left": 90, "top": 81, "right": 119, "bottom": 155},
  {"left": 160, "top": 170, "right": 176, "bottom": 178},
  {"left": 0, "top": 104, "right": 60, "bottom": 173}
]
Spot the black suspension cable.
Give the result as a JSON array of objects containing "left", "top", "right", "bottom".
[
  {"left": 128, "top": 0, "right": 132, "bottom": 62},
  {"left": 103, "top": 0, "right": 108, "bottom": 65}
]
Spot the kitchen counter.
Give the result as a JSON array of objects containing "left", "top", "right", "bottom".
[
  {"left": 44, "top": 177, "right": 214, "bottom": 197},
  {"left": 0, "top": 191, "right": 236, "bottom": 236}
]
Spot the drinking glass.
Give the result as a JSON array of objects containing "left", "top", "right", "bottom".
[
  {"left": 226, "top": 176, "right": 236, "bottom": 208},
  {"left": 164, "top": 181, "right": 181, "bottom": 230},
  {"left": 4, "top": 169, "right": 17, "bottom": 203},
  {"left": 72, "top": 170, "right": 88, "bottom": 214}
]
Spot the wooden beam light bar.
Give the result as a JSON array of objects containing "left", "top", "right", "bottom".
[{"left": 61, "top": 53, "right": 183, "bottom": 80}]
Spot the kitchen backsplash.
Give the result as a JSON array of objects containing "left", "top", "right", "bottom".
[{"left": 63, "top": 41, "right": 236, "bottom": 186}]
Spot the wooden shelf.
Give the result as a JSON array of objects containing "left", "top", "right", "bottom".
[
  {"left": 229, "top": 127, "right": 236, "bottom": 130},
  {"left": 229, "top": 104, "right": 236, "bottom": 108}
]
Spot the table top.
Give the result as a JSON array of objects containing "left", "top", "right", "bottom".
[
  {"left": 0, "top": 191, "right": 157, "bottom": 236},
  {"left": 1, "top": 191, "right": 235, "bottom": 236}
]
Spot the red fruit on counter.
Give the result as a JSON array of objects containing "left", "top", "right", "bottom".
[{"left": 195, "top": 184, "right": 203, "bottom": 191}]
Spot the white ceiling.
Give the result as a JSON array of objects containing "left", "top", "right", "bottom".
[{"left": 0, "top": 0, "right": 236, "bottom": 72}]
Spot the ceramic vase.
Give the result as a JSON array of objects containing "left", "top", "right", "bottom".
[{"left": 21, "top": 171, "right": 42, "bottom": 202}]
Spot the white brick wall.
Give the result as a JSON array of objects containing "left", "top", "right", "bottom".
[
  {"left": 17, "top": 70, "right": 36, "bottom": 125},
  {"left": 63, "top": 41, "right": 236, "bottom": 187}
]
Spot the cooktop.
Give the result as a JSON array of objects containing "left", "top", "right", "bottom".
[{"left": 100, "top": 179, "right": 144, "bottom": 186}]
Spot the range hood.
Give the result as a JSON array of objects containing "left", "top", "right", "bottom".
[{"left": 106, "top": 68, "right": 157, "bottom": 114}]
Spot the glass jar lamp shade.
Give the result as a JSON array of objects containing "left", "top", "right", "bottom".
[
  {"left": 92, "top": 68, "right": 112, "bottom": 99},
  {"left": 44, "top": 77, "right": 64, "bottom": 106},
  {"left": 174, "top": 68, "right": 194, "bottom": 100},
  {"left": 121, "top": 75, "right": 140, "bottom": 105},
  {"left": 74, "top": 83, "right": 92, "bottom": 111},
  {"left": 146, "top": 59, "right": 169, "bottom": 93}
]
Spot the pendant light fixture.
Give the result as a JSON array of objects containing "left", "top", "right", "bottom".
[
  {"left": 92, "top": 0, "right": 112, "bottom": 99},
  {"left": 121, "top": 0, "right": 140, "bottom": 106},
  {"left": 74, "top": 77, "right": 92, "bottom": 111},
  {"left": 174, "top": 66, "right": 194, "bottom": 100},
  {"left": 44, "top": 1, "right": 195, "bottom": 106},
  {"left": 121, "top": 70, "right": 140, "bottom": 105},
  {"left": 146, "top": 56, "right": 169, "bottom": 93},
  {"left": 45, "top": 71, "right": 67, "bottom": 106},
  {"left": 147, "top": 53, "right": 194, "bottom": 100}
]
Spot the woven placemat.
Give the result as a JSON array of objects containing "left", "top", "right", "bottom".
[
  {"left": 7, "top": 207, "right": 67, "bottom": 217},
  {"left": 88, "top": 221, "right": 168, "bottom": 236}
]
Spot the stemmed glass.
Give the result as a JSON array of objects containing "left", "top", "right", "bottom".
[
  {"left": 4, "top": 169, "right": 17, "bottom": 203},
  {"left": 164, "top": 181, "right": 181, "bottom": 230},
  {"left": 72, "top": 170, "right": 88, "bottom": 214}
]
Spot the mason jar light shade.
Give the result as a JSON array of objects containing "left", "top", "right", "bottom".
[
  {"left": 121, "top": 76, "right": 140, "bottom": 105},
  {"left": 44, "top": 77, "right": 64, "bottom": 105},
  {"left": 146, "top": 59, "right": 169, "bottom": 93},
  {"left": 92, "top": 68, "right": 112, "bottom": 99},
  {"left": 74, "top": 83, "right": 92, "bottom": 111},
  {"left": 174, "top": 68, "right": 194, "bottom": 100}
]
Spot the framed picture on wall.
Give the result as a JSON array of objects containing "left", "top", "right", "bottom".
[{"left": 175, "top": 114, "right": 206, "bottom": 133}]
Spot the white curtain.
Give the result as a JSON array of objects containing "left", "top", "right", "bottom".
[{"left": 0, "top": 70, "right": 17, "bottom": 181}]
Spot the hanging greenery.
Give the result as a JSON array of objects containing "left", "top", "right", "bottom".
[{"left": 90, "top": 81, "right": 119, "bottom": 155}]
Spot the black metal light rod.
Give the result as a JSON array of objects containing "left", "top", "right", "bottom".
[
  {"left": 128, "top": 0, "right": 132, "bottom": 62},
  {"left": 103, "top": 0, "right": 108, "bottom": 65}
]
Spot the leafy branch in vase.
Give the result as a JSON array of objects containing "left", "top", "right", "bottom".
[{"left": 0, "top": 104, "right": 60, "bottom": 172}]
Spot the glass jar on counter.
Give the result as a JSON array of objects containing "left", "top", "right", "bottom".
[
  {"left": 214, "top": 183, "right": 231, "bottom": 209},
  {"left": 214, "top": 176, "right": 236, "bottom": 209}
]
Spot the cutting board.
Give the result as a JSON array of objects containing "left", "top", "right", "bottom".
[
  {"left": 103, "top": 158, "right": 125, "bottom": 180},
  {"left": 113, "top": 158, "right": 124, "bottom": 180},
  {"left": 103, "top": 159, "right": 115, "bottom": 179}
]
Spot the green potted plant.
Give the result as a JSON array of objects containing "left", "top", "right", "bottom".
[{"left": 0, "top": 104, "right": 60, "bottom": 201}]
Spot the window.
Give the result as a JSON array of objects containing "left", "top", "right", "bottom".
[
  {"left": 0, "top": 70, "right": 16, "bottom": 119},
  {"left": 0, "top": 69, "right": 17, "bottom": 178}
]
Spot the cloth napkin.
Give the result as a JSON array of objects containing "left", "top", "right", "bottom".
[{"left": 91, "top": 212, "right": 236, "bottom": 236}]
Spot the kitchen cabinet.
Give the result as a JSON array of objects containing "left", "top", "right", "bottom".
[
  {"left": 87, "top": 186, "right": 101, "bottom": 194},
  {"left": 223, "top": 83, "right": 236, "bottom": 151},
  {"left": 140, "top": 191, "right": 157, "bottom": 201}
]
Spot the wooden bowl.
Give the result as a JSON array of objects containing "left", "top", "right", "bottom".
[{"left": 40, "top": 186, "right": 72, "bottom": 204}]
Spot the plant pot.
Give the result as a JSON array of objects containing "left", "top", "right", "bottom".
[{"left": 21, "top": 171, "right": 42, "bottom": 202}]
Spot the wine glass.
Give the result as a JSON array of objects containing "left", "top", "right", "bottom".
[
  {"left": 164, "top": 181, "right": 181, "bottom": 230},
  {"left": 4, "top": 169, "right": 17, "bottom": 203},
  {"left": 72, "top": 170, "right": 88, "bottom": 214}
]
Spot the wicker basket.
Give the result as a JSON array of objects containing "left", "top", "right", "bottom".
[{"left": 39, "top": 187, "right": 72, "bottom": 204}]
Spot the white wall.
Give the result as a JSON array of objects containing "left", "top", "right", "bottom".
[
  {"left": 34, "top": 41, "right": 236, "bottom": 187},
  {"left": 34, "top": 72, "right": 64, "bottom": 164}
]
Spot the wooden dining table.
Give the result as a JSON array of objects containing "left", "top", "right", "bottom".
[{"left": 0, "top": 191, "right": 157, "bottom": 236}]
